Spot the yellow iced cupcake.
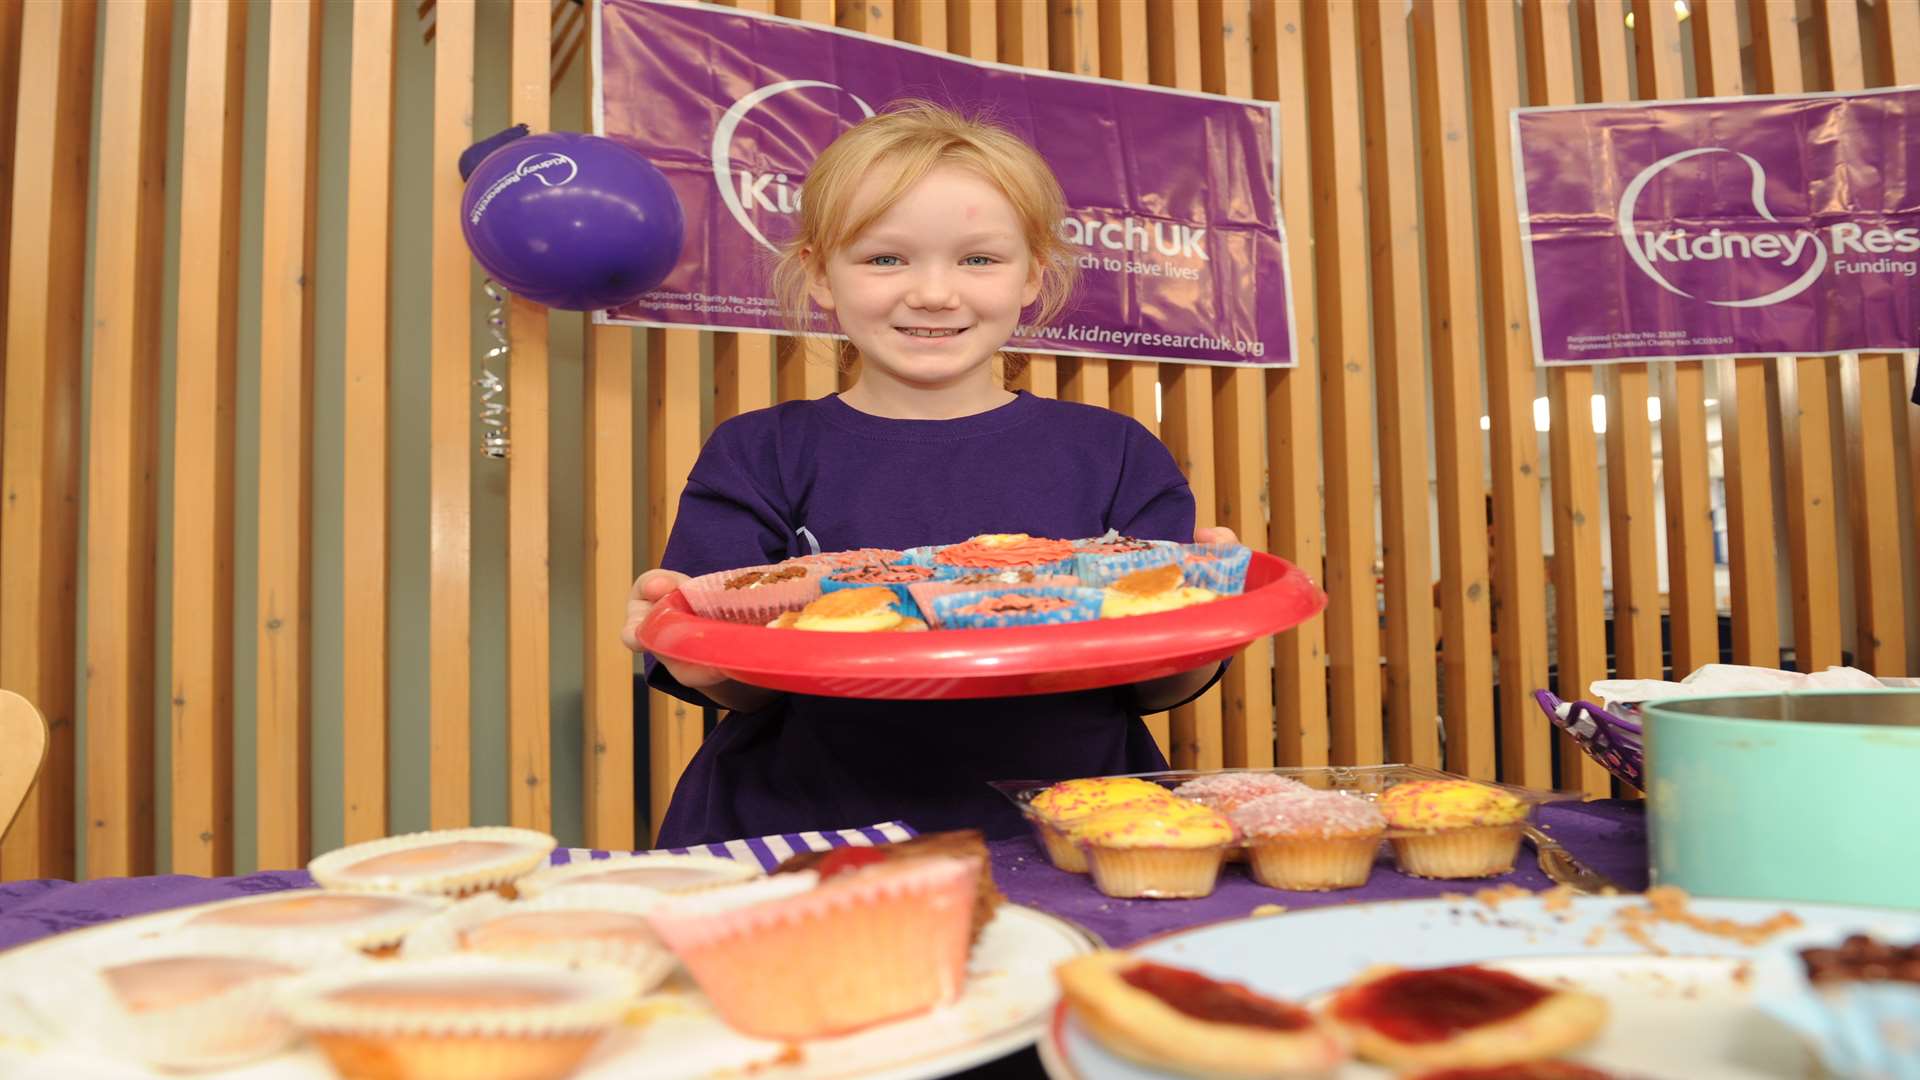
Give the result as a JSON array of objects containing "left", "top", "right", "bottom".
[
  {"left": 767, "top": 587, "right": 927, "bottom": 632},
  {"left": 1378, "top": 779, "right": 1528, "bottom": 879},
  {"left": 1070, "top": 798, "right": 1235, "bottom": 899},
  {"left": 1029, "top": 777, "right": 1177, "bottom": 873},
  {"left": 1100, "top": 563, "right": 1218, "bottom": 619}
]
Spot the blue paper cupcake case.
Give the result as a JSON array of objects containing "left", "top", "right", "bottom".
[
  {"left": 929, "top": 586, "right": 1105, "bottom": 629},
  {"left": 1755, "top": 931, "right": 1920, "bottom": 1080},
  {"left": 818, "top": 571, "right": 942, "bottom": 618},
  {"left": 1179, "top": 543, "right": 1252, "bottom": 594},
  {"left": 1073, "top": 545, "right": 1181, "bottom": 587}
]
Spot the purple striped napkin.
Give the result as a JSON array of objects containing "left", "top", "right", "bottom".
[{"left": 550, "top": 821, "right": 918, "bottom": 873}]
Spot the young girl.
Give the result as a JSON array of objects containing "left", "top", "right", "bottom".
[{"left": 622, "top": 103, "right": 1237, "bottom": 847}]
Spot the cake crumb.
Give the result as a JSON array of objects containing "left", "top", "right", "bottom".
[
  {"left": 1440, "top": 892, "right": 1471, "bottom": 904},
  {"left": 1250, "top": 903, "right": 1288, "bottom": 917},
  {"left": 1539, "top": 885, "right": 1575, "bottom": 912},
  {"left": 1472, "top": 883, "right": 1532, "bottom": 909}
]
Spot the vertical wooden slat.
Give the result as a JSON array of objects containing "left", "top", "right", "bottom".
[
  {"left": 169, "top": 0, "right": 247, "bottom": 876},
  {"left": 1817, "top": 0, "right": 1907, "bottom": 676},
  {"left": 646, "top": 329, "right": 705, "bottom": 842},
  {"left": 1688, "top": 0, "right": 1780, "bottom": 670},
  {"left": 897, "top": 0, "right": 946, "bottom": 51},
  {"left": 85, "top": 0, "right": 172, "bottom": 878},
  {"left": 1253, "top": 0, "right": 1328, "bottom": 768},
  {"left": 1048, "top": 1, "right": 1109, "bottom": 411},
  {"left": 581, "top": 43, "right": 635, "bottom": 854},
  {"left": 0, "top": 0, "right": 18, "bottom": 407},
  {"left": 341, "top": 0, "right": 397, "bottom": 845},
  {"left": 1096, "top": 0, "right": 1169, "bottom": 760},
  {"left": 997, "top": 0, "right": 1058, "bottom": 400},
  {"left": 712, "top": 1, "right": 778, "bottom": 428},
  {"left": 1875, "top": 0, "right": 1920, "bottom": 679},
  {"left": 0, "top": 0, "right": 94, "bottom": 881},
  {"left": 1359, "top": 0, "right": 1438, "bottom": 770},
  {"left": 1751, "top": 0, "right": 1844, "bottom": 673},
  {"left": 257, "top": 0, "right": 321, "bottom": 870},
  {"left": 507, "top": 0, "right": 552, "bottom": 832},
  {"left": 775, "top": 0, "right": 842, "bottom": 404},
  {"left": 1148, "top": 0, "right": 1224, "bottom": 772},
  {"left": 1526, "top": 0, "right": 1609, "bottom": 796},
  {"left": 1198, "top": 0, "right": 1275, "bottom": 771},
  {"left": 1412, "top": 0, "right": 1495, "bottom": 780},
  {"left": 1466, "top": 0, "right": 1550, "bottom": 786},
  {"left": 1303, "top": 0, "right": 1381, "bottom": 768},
  {"left": 428, "top": 0, "right": 473, "bottom": 830},
  {"left": 949, "top": 0, "right": 995, "bottom": 57},
  {"left": 834, "top": 0, "right": 893, "bottom": 398},
  {"left": 1630, "top": 0, "right": 1718, "bottom": 679}
]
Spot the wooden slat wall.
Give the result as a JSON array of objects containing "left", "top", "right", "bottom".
[
  {"left": 341, "top": 0, "right": 397, "bottom": 846},
  {"left": 169, "top": 0, "right": 247, "bottom": 876},
  {"left": 4, "top": 0, "right": 1916, "bottom": 881},
  {"left": 0, "top": 0, "right": 95, "bottom": 880}
]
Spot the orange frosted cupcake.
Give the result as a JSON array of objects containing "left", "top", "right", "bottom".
[
  {"left": 307, "top": 827, "right": 556, "bottom": 898},
  {"left": 279, "top": 958, "right": 637, "bottom": 1080},
  {"left": 765, "top": 586, "right": 928, "bottom": 632},
  {"left": 1230, "top": 789, "right": 1386, "bottom": 891},
  {"left": 645, "top": 856, "right": 980, "bottom": 1040},
  {"left": 1070, "top": 798, "right": 1236, "bottom": 899},
  {"left": 1379, "top": 780, "right": 1529, "bottom": 879},
  {"left": 933, "top": 533, "right": 1077, "bottom": 574},
  {"left": 1028, "top": 776, "right": 1179, "bottom": 872}
]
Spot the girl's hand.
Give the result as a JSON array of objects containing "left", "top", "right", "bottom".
[
  {"left": 621, "top": 569, "right": 728, "bottom": 688},
  {"left": 1195, "top": 525, "right": 1240, "bottom": 546}
]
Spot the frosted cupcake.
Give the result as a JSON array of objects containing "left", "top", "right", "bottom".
[
  {"left": 908, "top": 570, "right": 1080, "bottom": 627},
  {"left": 1231, "top": 789, "right": 1386, "bottom": 891},
  {"left": 185, "top": 890, "right": 449, "bottom": 954},
  {"left": 517, "top": 851, "right": 762, "bottom": 898},
  {"left": 819, "top": 561, "right": 945, "bottom": 616},
  {"left": 930, "top": 586, "right": 1104, "bottom": 629},
  {"left": 1379, "top": 780, "right": 1529, "bottom": 879},
  {"left": 1028, "top": 776, "right": 1179, "bottom": 873},
  {"left": 1100, "top": 563, "right": 1219, "bottom": 618},
  {"left": 1179, "top": 543, "right": 1253, "bottom": 594},
  {"left": 766, "top": 586, "right": 928, "bottom": 632},
  {"left": 679, "top": 562, "right": 821, "bottom": 624},
  {"left": 279, "top": 958, "right": 638, "bottom": 1080},
  {"left": 645, "top": 857, "right": 981, "bottom": 1040},
  {"left": 932, "top": 533, "right": 1078, "bottom": 575},
  {"left": 792, "top": 547, "right": 905, "bottom": 568},
  {"left": 400, "top": 888, "right": 676, "bottom": 994},
  {"left": 1072, "top": 535, "right": 1181, "bottom": 587},
  {"left": 1171, "top": 772, "right": 1312, "bottom": 815},
  {"left": 307, "top": 827, "right": 557, "bottom": 898},
  {"left": 1070, "top": 797, "right": 1236, "bottom": 899}
]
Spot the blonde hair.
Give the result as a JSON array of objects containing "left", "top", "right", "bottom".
[{"left": 769, "top": 101, "right": 1077, "bottom": 378}]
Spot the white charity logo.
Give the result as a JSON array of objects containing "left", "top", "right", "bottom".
[
  {"left": 711, "top": 80, "right": 875, "bottom": 253},
  {"left": 468, "top": 152, "right": 579, "bottom": 225},
  {"left": 1617, "top": 146, "right": 1826, "bottom": 308}
]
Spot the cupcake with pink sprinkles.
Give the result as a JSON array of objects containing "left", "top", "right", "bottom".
[
  {"left": 1229, "top": 790, "right": 1386, "bottom": 892},
  {"left": 1171, "top": 773, "right": 1313, "bottom": 814}
]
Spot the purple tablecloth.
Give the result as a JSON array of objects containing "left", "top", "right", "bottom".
[{"left": 0, "top": 800, "right": 1647, "bottom": 954}]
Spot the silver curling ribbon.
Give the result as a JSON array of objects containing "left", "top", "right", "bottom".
[{"left": 477, "top": 278, "right": 511, "bottom": 459}]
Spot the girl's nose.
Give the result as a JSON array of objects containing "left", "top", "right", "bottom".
[{"left": 905, "top": 268, "right": 959, "bottom": 309}]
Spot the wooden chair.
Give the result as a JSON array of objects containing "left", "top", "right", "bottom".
[{"left": 0, "top": 690, "right": 51, "bottom": 842}]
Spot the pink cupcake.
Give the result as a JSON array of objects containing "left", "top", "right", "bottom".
[
  {"left": 645, "top": 857, "right": 980, "bottom": 1041},
  {"left": 679, "top": 563, "right": 822, "bottom": 624},
  {"left": 792, "top": 547, "right": 905, "bottom": 569},
  {"left": 1230, "top": 790, "right": 1385, "bottom": 891},
  {"left": 1171, "top": 772, "right": 1313, "bottom": 815}
]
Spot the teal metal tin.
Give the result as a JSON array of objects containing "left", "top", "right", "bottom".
[{"left": 1644, "top": 690, "right": 1920, "bottom": 910}]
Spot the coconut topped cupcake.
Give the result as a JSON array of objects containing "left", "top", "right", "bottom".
[
  {"left": 1378, "top": 780, "right": 1527, "bottom": 832},
  {"left": 1172, "top": 772, "right": 1312, "bottom": 813},
  {"left": 1231, "top": 789, "right": 1386, "bottom": 841}
]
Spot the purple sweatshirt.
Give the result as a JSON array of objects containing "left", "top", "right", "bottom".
[{"left": 646, "top": 391, "right": 1210, "bottom": 846}]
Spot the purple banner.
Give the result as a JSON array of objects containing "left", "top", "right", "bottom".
[
  {"left": 1514, "top": 87, "right": 1920, "bottom": 365},
  {"left": 594, "top": 0, "right": 1294, "bottom": 366}
]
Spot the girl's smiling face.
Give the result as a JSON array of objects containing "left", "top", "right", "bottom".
[{"left": 808, "top": 164, "right": 1042, "bottom": 394}]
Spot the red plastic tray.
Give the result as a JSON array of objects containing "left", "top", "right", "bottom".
[{"left": 637, "top": 551, "right": 1328, "bottom": 699}]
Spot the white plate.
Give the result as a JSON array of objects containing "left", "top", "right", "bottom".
[
  {"left": 0, "top": 899, "right": 1095, "bottom": 1080},
  {"left": 1039, "top": 894, "right": 1920, "bottom": 1080}
]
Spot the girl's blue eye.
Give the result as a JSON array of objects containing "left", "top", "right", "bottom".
[
  {"left": 962, "top": 255, "right": 997, "bottom": 266},
  {"left": 866, "top": 255, "right": 902, "bottom": 267}
]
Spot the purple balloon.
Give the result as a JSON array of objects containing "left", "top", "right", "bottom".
[{"left": 460, "top": 131, "right": 684, "bottom": 311}]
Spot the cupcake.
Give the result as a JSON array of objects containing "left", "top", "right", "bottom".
[
  {"left": 400, "top": 889, "right": 676, "bottom": 994},
  {"left": 1759, "top": 932, "right": 1920, "bottom": 1080},
  {"left": 1099, "top": 563, "right": 1219, "bottom": 618},
  {"left": 1378, "top": 780, "right": 1529, "bottom": 879},
  {"left": 1170, "top": 772, "right": 1312, "bottom": 814},
  {"left": 307, "top": 827, "right": 557, "bottom": 898},
  {"left": 819, "top": 561, "right": 944, "bottom": 616},
  {"left": 1072, "top": 536, "right": 1181, "bottom": 586},
  {"left": 792, "top": 547, "right": 904, "bottom": 568},
  {"left": 907, "top": 571, "right": 1079, "bottom": 627},
  {"left": 185, "top": 890, "right": 449, "bottom": 954},
  {"left": 516, "top": 851, "right": 762, "bottom": 898},
  {"left": 771, "top": 830, "right": 1004, "bottom": 948},
  {"left": 278, "top": 957, "right": 638, "bottom": 1080},
  {"left": 1028, "top": 776, "right": 1179, "bottom": 872},
  {"left": 1070, "top": 797, "right": 1236, "bottom": 899},
  {"left": 645, "top": 856, "right": 981, "bottom": 1040},
  {"left": 679, "top": 562, "right": 821, "bottom": 624},
  {"left": 1179, "top": 543, "right": 1253, "bottom": 594},
  {"left": 932, "top": 533, "right": 1078, "bottom": 575},
  {"left": 765, "top": 586, "right": 928, "bottom": 632},
  {"left": 929, "top": 586, "right": 1104, "bottom": 629},
  {"left": 1231, "top": 789, "right": 1386, "bottom": 891}
]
